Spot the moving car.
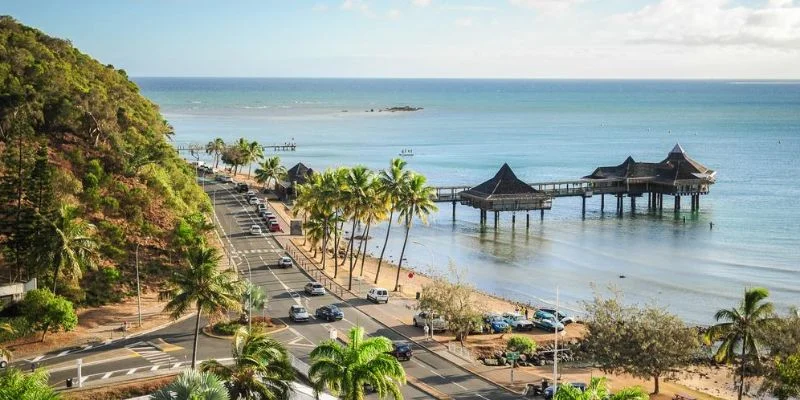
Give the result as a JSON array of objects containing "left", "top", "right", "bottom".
[
  {"left": 315, "top": 305, "right": 344, "bottom": 321},
  {"left": 483, "top": 313, "right": 510, "bottom": 333},
  {"left": 366, "top": 288, "right": 389, "bottom": 303},
  {"left": 503, "top": 312, "right": 534, "bottom": 331},
  {"left": 304, "top": 282, "right": 326, "bottom": 296},
  {"left": 288, "top": 305, "right": 310, "bottom": 322},
  {"left": 538, "top": 308, "right": 576, "bottom": 325},
  {"left": 249, "top": 225, "right": 262, "bottom": 235},
  {"left": 388, "top": 341, "right": 413, "bottom": 361},
  {"left": 278, "top": 256, "right": 293, "bottom": 268},
  {"left": 413, "top": 311, "right": 447, "bottom": 332},
  {"left": 543, "top": 382, "right": 587, "bottom": 400},
  {"left": 222, "top": 176, "right": 234, "bottom": 183},
  {"left": 268, "top": 220, "right": 282, "bottom": 232},
  {"left": 236, "top": 183, "right": 249, "bottom": 193},
  {"left": 533, "top": 310, "right": 565, "bottom": 332}
]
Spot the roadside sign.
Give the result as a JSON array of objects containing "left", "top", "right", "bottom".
[{"left": 507, "top": 351, "right": 520, "bottom": 361}]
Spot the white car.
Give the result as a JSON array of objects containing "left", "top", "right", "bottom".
[
  {"left": 503, "top": 312, "right": 534, "bottom": 331},
  {"left": 248, "top": 197, "right": 259, "bottom": 205},
  {"left": 249, "top": 225, "right": 262, "bottom": 235},
  {"left": 413, "top": 311, "right": 447, "bottom": 332},
  {"left": 304, "top": 282, "right": 326, "bottom": 296},
  {"left": 367, "top": 288, "right": 389, "bottom": 304},
  {"left": 289, "top": 305, "right": 310, "bottom": 322},
  {"left": 279, "top": 256, "right": 293, "bottom": 268}
]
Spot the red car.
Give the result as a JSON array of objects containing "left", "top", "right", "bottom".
[{"left": 268, "top": 221, "right": 282, "bottom": 232}]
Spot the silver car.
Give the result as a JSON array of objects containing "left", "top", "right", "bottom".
[{"left": 304, "top": 282, "right": 326, "bottom": 296}]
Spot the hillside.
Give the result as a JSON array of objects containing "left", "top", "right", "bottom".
[{"left": 0, "top": 16, "right": 209, "bottom": 305}]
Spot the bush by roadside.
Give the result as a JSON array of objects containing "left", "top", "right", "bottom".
[{"left": 62, "top": 374, "right": 176, "bottom": 400}]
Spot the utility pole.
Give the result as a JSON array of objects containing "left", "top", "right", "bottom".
[{"left": 135, "top": 237, "right": 150, "bottom": 327}]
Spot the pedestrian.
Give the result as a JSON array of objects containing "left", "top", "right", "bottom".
[
  {"left": 524, "top": 307, "right": 529, "bottom": 320},
  {"left": 423, "top": 324, "right": 430, "bottom": 340},
  {"left": 30, "top": 362, "right": 36, "bottom": 372}
]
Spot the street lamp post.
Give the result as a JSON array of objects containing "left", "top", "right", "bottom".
[
  {"left": 411, "top": 240, "right": 436, "bottom": 271},
  {"left": 135, "top": 237, "right": 150, "bottom": 328}
]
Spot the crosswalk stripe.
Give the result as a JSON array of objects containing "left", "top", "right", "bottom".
[
  {"left": 126, "top": 368, "right": 137, "bottom": 375},
  {"left": 102, "top": 372, "right": 113, "bottom": 379},
  {"left": 151, "top": 365, "right": 160, "bottom": 371}
]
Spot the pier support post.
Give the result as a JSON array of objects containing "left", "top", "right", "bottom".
[
  {"left": 601, "top": 194, "right": 605, "bottom": 213},
  {"left": 452, "top": 201, "right": 456, "bottom": 221},
  {"left": 526, "top": 213, "right": 530, "bottom": 229},
  {"left": 512, "top": 213, "right": 516, "bottom": 227},
  {"left": 494, "top": 211, "right": 499, "bottom": 229},
  {"left": 540, "top": 209, "right": 544, "bottom": 221},
  {"left": 631, "top": 196, "right": 636, "bottom": 214},
  {"left": 675, "top": 195, "right": 681, "bottom": 211},
  {"left": 581, "top": 196, "right": 586, "bottom": 219},
  {"left": 658, "top": 194, "right": 663, "bottom": 212},
  {"left": 647, "top": 193, "right": 652, "bottom": 210},
  {"left": 696, "top": 195, "right": 700, "bottom": 211}
]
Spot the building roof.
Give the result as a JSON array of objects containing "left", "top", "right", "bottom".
[
  {"left": 584, "top": 144, "right": 715, "bottom": 183},
  {"left": 463, "top": 163, "right": 538, "bottom": 198},
  {"left": 286, "top": 162, "right": 313, "bottom": 184}
]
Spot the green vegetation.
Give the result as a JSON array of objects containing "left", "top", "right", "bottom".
[
  {"left": 20, "top": 288, "right": 77, "bottom": 341},
  {"left": 506, "top": 335, "right": 537, "bottom": 355},
  {"left": 0, "top": 17, "right": 210, "bottom": 311},
  {"left": 553, "top": 377, "right": 648, "bottom": 400},
  {"left": 255, "top": 155, "right": 287, "bottom": 191},
  {"left": 705, "top": 287, "right": 775, "bottom": 400},
  {"left": 583, "top": 290, "right": 699, "bottom": 394},
  {"left": 0, "top": 367, "right": 61, "bottom": 400},
  {"left": 150, "top": 370, "right": 229, "bottom": 400},
  {"left": 763, "top": 353, "right": 800, "bottom": 400},
  {"left": 293, "top": 158, "right": 436, "bottom": 291},
  {"left": 418, "top": 264, "right": 485, "bottom": 345},
  {"left": 200, "top": 327, "right": 295, "bottom": 400},
  {"left": 309, "top": 326, "right": 406, "bottom": 400},
  {"left": 159, "top": 245, "right": 243, "bottom": 369}
]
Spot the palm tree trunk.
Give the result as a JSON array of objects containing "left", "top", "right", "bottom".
[
  {"left": 375, "top": 210, "right": 394, "bottom": 284},
  {"left": 347, "top": 218, "right": 358, "bottom": 291},
  {"left": 192, "top": 306, "right": 202, "bottom": 369},
  {"left": 52, "top": 250, "right": 62, "bottom": 295},
  {"left": 654, "top": 374, "right": 660, "bottom": 394},
  {"left": 321, "top": 221, "right": 328, "bottom": 270},
  {"left": 359, "top": 220, "right": 371, "bottom": 277},
  {"left": 394, "top": 214, "right": 411, "bottom": 292},
  {"left": 738, "top": 333, "right": 747, "bottom": 400}
]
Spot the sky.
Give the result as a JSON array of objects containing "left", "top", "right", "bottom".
[{"left": 3, "top": 0, "right": 800, "bottom": 78}]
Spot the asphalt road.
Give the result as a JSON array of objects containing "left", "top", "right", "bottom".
[{"left": 25, "top": 177, "right": 516, "bottom": 399}]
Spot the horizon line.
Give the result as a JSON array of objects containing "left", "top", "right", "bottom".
[{"left": 131, "top": 76, "right": 800, "bottom": 81}]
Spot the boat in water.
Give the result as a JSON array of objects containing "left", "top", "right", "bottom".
[{"left": 399, "top": 148, "right": 414, "bottom": 157}]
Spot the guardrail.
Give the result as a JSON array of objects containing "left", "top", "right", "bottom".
[
  {"left": 286, "top": 244, "right": 348, "bottom": 299},
  {"left": 446, "top": 342, "right": 475, "bottom": 363}
]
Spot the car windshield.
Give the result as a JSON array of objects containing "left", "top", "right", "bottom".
[
  {"left": 294, "top": 307, "right": 306, "bottom": 313},
  {"left": 395, "top": 343, "right": 411, "bottom": 351},
  {"left": 312, "top": 283, "right": 323, "bottom": 288},
  {"left": 329, "top": 305, "right": 339, "bottom": 311}
]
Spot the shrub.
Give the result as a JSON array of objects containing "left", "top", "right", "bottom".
[
  {"left": 212, "top": 320, "right": 241, "bottom": 336},
  {"left": 507, "top": 335, "right": 537, "bottom": 355},
  {"left": 21, "top": 289, "right": 78, "bottom": 341}
]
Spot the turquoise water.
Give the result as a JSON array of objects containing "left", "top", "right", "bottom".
[{"left": 136, "top": 78, "right": 800, "bottom": 324}]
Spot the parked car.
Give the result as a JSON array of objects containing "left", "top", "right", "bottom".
[
  {"left": 288, "top": 305, "right": 310, "bottom": 322},
  {"left": 366, "top": 288, "right": 389, "bottom": 303},
  {"left": 538, "top": 308, "right": 576, "bottom": 325},
  {"left": 258, "top": 209, "right": 271, "bottom": 218},
  {"left": 268, "top": 221, "right": 282, "bottom": 232},
  {"left": 543, "top": 382, "right": 587, "bottom": 400},
  {"left": 248, "top": 197, "right": 259, "bottom": 205},
  {"left": 278, "top": 256, "right": 293, "bottom": 268},
  {"left": 483, "top": 313, "right": 510, "bottom": 333},
  {"left": 236, "top": 183, "right": 249, "bottom": 193},
  {"left": 413, "top": 311, "right": 447, "bottom": 332},
  {"left": 249, "top": 225, "right": 262, "bottom": 235},
  {"left": 533, "top": 310, "right": 565, "bottom": 332},
  {"left": 503, "top": 312, "right": 534, "bottom": 331},
  {"left": 262, "top": 211, "right": 275, "bottom": 220},
  {"left": 256, "top": 203, "right": 267, "bottom": 213},
  {"left": 315, "top": 305, "right": 344, "bottom": 321},
  {"left": 0, "top": 354, "right": 7, "bottom": 369},
  {"left": 223, "top": 176, "right": 234, "bottom": 183},
  {"left": 304, "top": 282, "right": 326, "bottom": 296},
  {"left": 388, "top": 341, "right": 413, "bottom": 361}
]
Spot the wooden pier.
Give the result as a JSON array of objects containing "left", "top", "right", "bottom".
[
  {"left": 433, "top": 144, "right": 716, "bottom": 227},
  {"left": 175, "top": 143, "right": 296, "bottom": 153}
]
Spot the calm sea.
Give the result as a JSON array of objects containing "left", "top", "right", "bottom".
[{"left": 136, "top": 78, "right": 800, "bottom": 325}]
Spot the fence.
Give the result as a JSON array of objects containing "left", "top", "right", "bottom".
[{"left": 287, "top": 244, "right": 348, "bottom": 298}]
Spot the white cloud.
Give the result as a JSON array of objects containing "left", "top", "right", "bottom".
[
  {"left": 440, "top": 4, "right": 496, "bottom": 12},
  {"left": 509, "top": 0, "right": 584, "bottom": 13},
  {"left": 387, "top": 9, "right": 402, "bottom": 19},
  {"left": 455, "top": 17, "right": 474, "bottom": 27},
  {"left": 614, "top": 0, "right": 800, "bottom": 49},
  {"left": 413, "top": 0, "right": 432, "bottom": 7},
  {"left": 312, "top": 3, "right": 329, "bottom": 12},
  {"left": 340, "top": 0, "right": 375, "bottom": 17}
]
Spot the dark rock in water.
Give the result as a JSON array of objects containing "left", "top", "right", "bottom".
[
  {"left": 619, "top": 275, "right": 626, "bottom": 278},
  {"left": 383, "top": 106, "right": 423, "bottom": 112}
]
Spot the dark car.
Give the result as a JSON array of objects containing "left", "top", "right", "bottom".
[
  {"left": 235, "top": 183, "right": 249, "bottom": 193},
  {"left": 387, "top": 341, "right": 413, "bottom": 361},
  {"left": 315, "top": 305, "right": 344, "bottom": 321},
  {"left": 543, "top": 382, "right": 587, "bottom": 400},
  {"left": 539, "top": 308, "right": 576, "bottom": 325}
]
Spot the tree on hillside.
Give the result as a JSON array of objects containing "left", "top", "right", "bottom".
[
  {"left": 45, "top": 204, "right": 99, "bottom": 295},
  {"left": 418, "top": 264, "right": 484, "bottom": 345},
  {"left": 0, "top": 367, "right": 61, "bottom": 400},
  {"left": 0, "top": 323, "right": 14, "bottom": 362},
  {"left": 254, "top": 156, "right": 287, "bottom": 191},
  {"left": 221, "top": 145, "right": 246, "bottom": 174},
  {"left": 160, "top": 245, "right": 243, "bottom": 369},
  {"left": 309, "top": 326, "right": 405, "bottom": 400},
  {"left": 150, "top": 370, "right": 229, "bottom": 400},
  {"left": 20, "top": 288, "right": 78, "bottom": 341},
  {"left": 375, "top": 158, "right": 409, "bottom": 284},
  {"left": 761, "top": 353, "right": 800, "bottom": 400},
  {"left": 200, "top": 327, "right": 295, "bottom": 400},
  {"left": 705, "top": 287, "right": 775, "bottom": 400},
  {"left": 394, "top": 173, "right": 437, "bottom": 292},
  {"left": 553, "top": 377, "right": 648, "bottom": 400},
  {"left": 205, "top": 138, "right": 225, "bottom": 170},
  {"left": 583, "top": 290, "right": 699, "bottom": 394}
]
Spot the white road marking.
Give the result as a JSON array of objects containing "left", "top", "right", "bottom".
[
  {"left": 31, "top": 355, "right": 44, "bottom": 363},
  {"left": 101, "top": 372, "right": 113, "bottom": 380},
  {"left": 57, "top": 350, "right": 70, "bottom": 357},
  {"left": 150, "top": 365, "right": 160, "bottom": 371},
  {"left": 80, "top": 376, "right": 88, "bottom": 384},
  {"left": 453, "top": 382, "right": 468, "bottom": 390},
  {"left": 126, "top": 368, "right": 137, "bottom": 375},
  {"left": 476, "top": 394, "right": 491, "bottom": 400}
]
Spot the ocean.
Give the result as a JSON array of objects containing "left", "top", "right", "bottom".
[{"left": 135, "top": 78, "right": 800, "bottom": 325}]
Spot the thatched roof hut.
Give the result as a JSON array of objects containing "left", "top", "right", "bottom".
[{"left": 460, "top": 164, "right": 551, "bottom": 211}]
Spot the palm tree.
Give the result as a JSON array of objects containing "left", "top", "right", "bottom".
[
  {"left": 359, "top": 180, "right": 388, "bottom": 277},
  {"left": 705, "top": 287, "right": 775, "bottom": 400},
  {"left": 394, "top": 173, "right": 437, "bottom": 292},
  {"left": 243, "top": 281, "right": 268, "bottom": 317},
  {"left": 375, "top": 159, "right": 409, "bottom": 284},
  {"left": 255, "top": 156, "right": 287, "bottom": 191},
  {"left": 0, "top": 367, "right": 61, "bottom": 400},
  {"left": 343, "top": 166, "right": 373, "bottom": 291},
  {"left": 205, "top": 138, "right": 226, "bottom": 170},
  {"left": 309, "top": 326, "right": 405, "bottom": 400},
  {"left": 200, "top": 327, "right": 295, "bottom": 400},
  {"left": 150, "top": 370, "right": 230, "bottom": 400},
  {"left": 553, "top": 377, "right": 648, "bottom": 400},
  {"left": 160, "top": 245, "right": 243, "bottom": 369},
  {"left": 47, "top": 204, "right": 98, "bottom": 295},
  {"left": 0, "top": 323, "right": 14, "bottom": 361},
  {"left": 243, "top": 140, "right": 264, "bottom": 178},
  {"left": 303, "top": 217, "right": 325, "bottom": 258}
]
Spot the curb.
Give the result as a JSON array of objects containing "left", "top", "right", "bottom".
[{"left": 200, "top": 320, "right": 290, "bottom": 340}]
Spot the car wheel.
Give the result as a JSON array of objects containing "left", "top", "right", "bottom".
[
  {"left": 413, "top": 320, "right": 418, "bottom": 327},
  {"left": 328, "top": 316, "right": 333, "bottom": 322}
]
